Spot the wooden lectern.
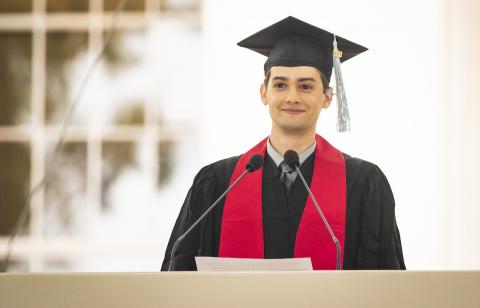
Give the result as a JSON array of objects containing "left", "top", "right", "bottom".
[{"left": 1, "top": 271, "right": 479, "bottom": 308}]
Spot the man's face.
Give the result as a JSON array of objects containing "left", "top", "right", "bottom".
[{"left": 260, "top": 66, "right": 332, "bottom": 134}]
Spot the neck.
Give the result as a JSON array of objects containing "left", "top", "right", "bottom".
[{"left": 269, "top": 129, "right": 316, "bottom": 156}]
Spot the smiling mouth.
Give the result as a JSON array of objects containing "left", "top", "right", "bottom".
[{"left": 282, "top": 109, "right": 306, "bottom": 114}]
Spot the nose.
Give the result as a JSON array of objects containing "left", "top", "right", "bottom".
[{"left": 285, "top": 87, "right": 301, "bottom": 104}]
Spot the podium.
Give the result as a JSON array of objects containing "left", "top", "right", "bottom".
[{"left": 1, "top": 271, "right": 479, "bottom": 307}]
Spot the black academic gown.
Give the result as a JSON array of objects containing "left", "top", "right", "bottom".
[{"left": 161, "top": 152, "right": 405, "bottom": 271}]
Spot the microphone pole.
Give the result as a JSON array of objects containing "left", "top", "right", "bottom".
[
  {"left": 168, "top": 154, "right": 263, "bottom": 271},
  {"left": 284, "top": 150, "right": 342, "bottom": 270}
]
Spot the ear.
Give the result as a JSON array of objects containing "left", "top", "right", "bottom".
[
  {"left": 260, "top": 83, "right": 268, "bottom": 106},
  {"left": 322, "top": 87, "right": 333, "bottom": 109}
]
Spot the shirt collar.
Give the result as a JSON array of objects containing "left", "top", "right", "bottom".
[{"left": 266, "top": 138, "right": 316, "bottom": 167}]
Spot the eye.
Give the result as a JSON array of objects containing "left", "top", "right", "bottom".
[
  {"left": 300, "top": 83, "right": 313, "bottom": 90},
  {"left": 273, "top": 82, "right": 287, "bottom": 89}
]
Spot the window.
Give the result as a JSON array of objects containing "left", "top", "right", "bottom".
[{"left": 0, "top": 0, "right": 201, "bottom": 272}]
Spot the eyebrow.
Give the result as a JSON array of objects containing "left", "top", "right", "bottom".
[
  {"left": 298, "top": 77, "right": 316, "bottom": 83},
  {"left": 271, "top": 76, "right": 316, "bottom": 83}
]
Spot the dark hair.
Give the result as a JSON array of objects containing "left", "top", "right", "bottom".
[{"left": 264, "top": 68, "right": 330, "bottom": 93}]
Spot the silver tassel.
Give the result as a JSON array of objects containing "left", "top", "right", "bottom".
[{"left": 332, "top": 35, "right": 351, "bottom": 132}]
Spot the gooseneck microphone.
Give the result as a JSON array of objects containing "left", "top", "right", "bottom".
[
  {"left": 284, "top": 150, "right": 342, "bottom": 270},
  {"left": 167, "top": 154, "right": 263, "bottom": 271}
]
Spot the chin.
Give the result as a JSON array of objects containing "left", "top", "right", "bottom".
[
  {"left": 273, "top": 118, "right": 313, "bottom": 133},
  {"left": 279, "top": 124, "right": 310, "bottom": 134}
]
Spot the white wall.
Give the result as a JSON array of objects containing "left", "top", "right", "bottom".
[
  {"left": 441, "top": 0, "right": 480, "bottom": 268},
  {"left": 201, "top": 0, "right": 480, "bottom": 269}
]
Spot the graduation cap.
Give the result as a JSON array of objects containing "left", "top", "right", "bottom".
[{"left": 237, "top": 16, "right": 368, "bottom": 132}]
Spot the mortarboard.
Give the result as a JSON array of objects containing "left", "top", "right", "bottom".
[{"left": 237, "top": 16, "right": 368, "bottom": 132}]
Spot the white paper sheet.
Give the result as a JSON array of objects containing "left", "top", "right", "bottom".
[{"left": 195, "top": 257, "right": 313, "bottom": 271}]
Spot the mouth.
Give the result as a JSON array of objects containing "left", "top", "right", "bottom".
[{"left": 282, "top": 109, "right": 306, "bottom": 115}]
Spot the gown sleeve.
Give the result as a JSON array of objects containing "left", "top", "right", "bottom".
[
  {"left": 161, "top": 166, "right": 213, "bottom": 271},
  {"left": 161, "top": 156, "right": 239, "bottom": 271},
  {"left": 360, "top": 164, "right": 406, "bottom": 269}
]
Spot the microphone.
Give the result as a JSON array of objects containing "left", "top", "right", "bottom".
[
  {"left": 167, "top": 154, "right": 263, "bottom": 271},
  {"left": 284, "top": 150, "right": 342, "bottom": 270}
]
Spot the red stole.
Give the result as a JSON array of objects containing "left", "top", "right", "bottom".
[{"left": 218, "top": 134, "right": 346, "bottom": 270}]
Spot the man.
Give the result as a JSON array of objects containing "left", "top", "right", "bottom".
[{"left": 161, "top": 16, "right": 405, "bottom": 270}]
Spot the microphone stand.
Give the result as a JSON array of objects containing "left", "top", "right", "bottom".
[
  {"left": 295, "top": 166, "right": 342, "bottom": 270},
  {"left": 168, "top": 168, "right": 250, "bottom": 271}
]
